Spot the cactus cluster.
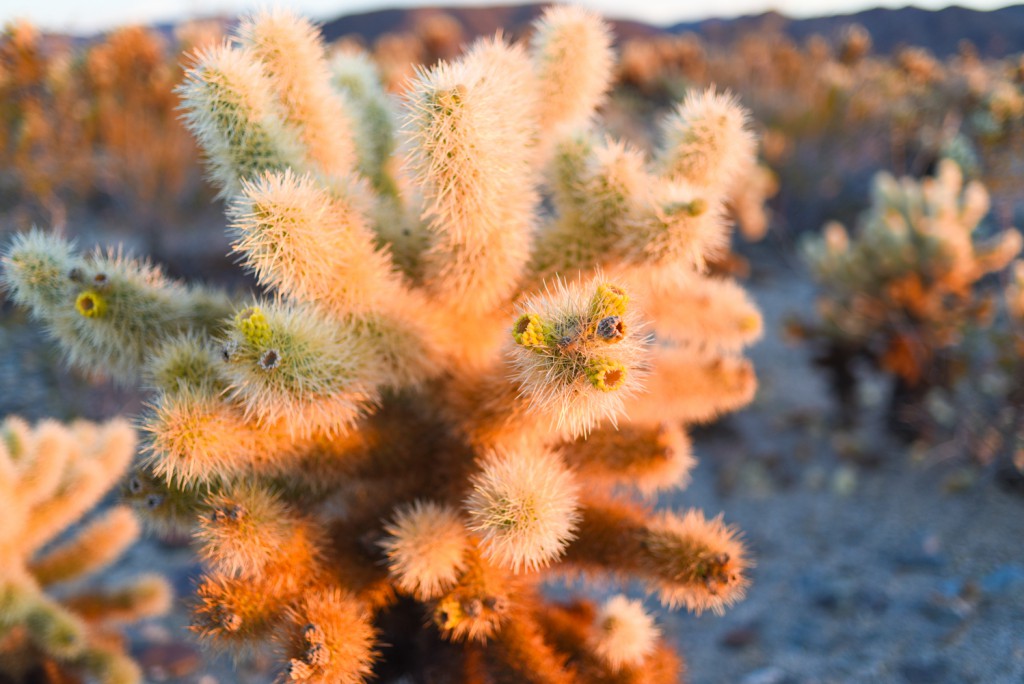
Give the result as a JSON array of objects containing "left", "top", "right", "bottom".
[
  {"left": 799, "top": 159, "right": 1021, "bottom": 424},
  {"left": 614, "top": 21, "right": 1024, "bottom": 239},
  {"left": 3, "top": 6, "right": 763, "bottom": 682},
  {"left": 0, "top": 416, "right": 170, "bottom": 684},
  {"left": 0, "top": 21, "right": 218, "bottom": 231}
]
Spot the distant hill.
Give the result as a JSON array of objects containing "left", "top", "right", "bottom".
[
  {"left": 672, "top": 5, "right": 1024, "bottom": 57},
  {"left": 319, "top": 3, "right": 661, "bottom": 46},
  {"left": 51, "top": 3, "right": 1024, "bottom": 59},
  {"left": 319, "top": 3, "right": 1024, "bottom": 58}
]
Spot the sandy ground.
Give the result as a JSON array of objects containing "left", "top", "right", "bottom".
[{"left": 1, "top": 237, "right": 1022, "bottom": 684}]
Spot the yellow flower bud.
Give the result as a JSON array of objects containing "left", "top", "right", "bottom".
[
  {"left": 512, "top": 313, "right": 546, "bottom": 348},
  {"left": 434, "top": 595, "right": 465, "bottom": 631},
  {"left": 586, "top": 358, "right": 628, "bottom": 392},
  {"left": 75, "top": 290, "right": 107, "bottom": 318},
  {"left": 235, "top": 307, "right": 272, "bottom": 347},
  {"left": 590, "top": 283, "right": 629, "bottom": 318}
]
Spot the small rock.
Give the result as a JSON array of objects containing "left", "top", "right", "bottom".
[
  {"left": 853, "top": 586, "right": 889, "bottom": 613},
  {"left": 158, "top": 531, "right": 193, "bottom": 549},
  {"left": 741, "top": 666, "right": 790, "bottom": 684},
  {"left": 799, "top": 574, "right": 844, "bottom": 612},
  {"left": 918, "top": 595, "right": 971, "bottom": 627},
  {"left": 890, "top": 547, "right": 947, "bottom": 572},
  {"left": 935, "top": 578, "right": 964, "bottom": 598},
  {"left": 925, "top": 392, "right": 956, "bottom": 428},
  {"left": 812, "top": 585, "right": 841, "bottom": 611},
  {"left": 831, "top": 432, "right": 864, "bottom": 461},
  {"left": 720, "top": 622, "right": 760, "bottom": 649},
  {"left": 138, "top": 623, "right": 172, "bottom": 643},
  {"left": 172, "top": 562, "right": 205, "bottom": 597},
  {"left": 786, "top": 621, "right": 828, "bottom": 650},
  {"left": 981, "top": 564, "right": 1024, "bottom": 595},
  {"left": 737, "top": 460, "right": 776, "bottom": 498},
  {"left": 980, "top": 370, "right": 1009, "bottom": 396},
  {"left": 858, "top": 378, "right": 886, "bottom": 408},
  {"left": 802, "top": 465, "right": 826, "bottom": 491},
  {"left": 831, "top": 465, "right": 858, "bottom": 496},
  {"left": 136, "top": 642, "right": 202, "bottom": 679},
  {"left": 908, "top": 440, "right": 930, "bottom": 463},
  {"left": 777, "top": 409, "right": 816, "bottom": 429},
  {"left": 900, "top": 656, "right": 949, "bottom": 683},
  {"left": 942, "top": 468, "right": 976, "bottom": 493},
  {"left": 794, "top": 439, "right": 813, "bottom": 463}
]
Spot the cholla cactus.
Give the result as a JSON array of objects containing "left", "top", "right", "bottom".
[
  {"left": 3, "top": 6, "right": 762, "bottom": 681},
  {"left": 0, "top": 416, "right": 170, "bottom": 684},
  {"left": 799, "top": 159, "right": 1021, "bottom": 427}
]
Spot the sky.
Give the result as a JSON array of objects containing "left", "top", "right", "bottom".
[{"left": 1, "top": 0, "right": 1018, "bottom": 35}]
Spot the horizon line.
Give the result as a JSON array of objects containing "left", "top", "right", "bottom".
[{"left": 5, "top": 0, "right": 1023, "bottom": 38}]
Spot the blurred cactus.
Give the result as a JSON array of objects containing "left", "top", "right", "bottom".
[
  {"left": 617, "top": 33, "right": 707, "bottom": 97},
  {"left": 610, "top": 18, "right": 1024, "bottom": 236},
  {"left": 3, "top": 6, "right": 763, "bottom": 681},
  {"left": 82, "top": 26, "right": 208, "bottom": 228},
  {"left": 728, "top": 162, "right": 778, "bottom": 241},
  {"left": 0, "top": 416, "right": 170, "bottom": 684},
  {"left": 798, "top": 159, "right": 1020, "bottom": 431},
  {"left": 838, "top": 24, "right": 872, "bottom": 66},
  {"left": 337, "top": 12, "right": 466, "bottom": 93},
  {"left": 0, "top": 21, "right": 93, "bottom": 229},
  {"left": 0, "top": 20, "right": 208, "bottom": 234}
]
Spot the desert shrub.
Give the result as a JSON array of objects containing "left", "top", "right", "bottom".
[{"left": 797, "top": 159, "right": 1020, "bottom": 432}]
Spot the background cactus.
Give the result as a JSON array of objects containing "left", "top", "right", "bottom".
[
  {"left": 0, "top": 416, "right": 171, "bottom": 684},
  {"left": 797, "top": 158, "right": 1021, "bottom": 431},
  {"left": 2, "top": 6, "right": 764, "bottom": 682}
]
